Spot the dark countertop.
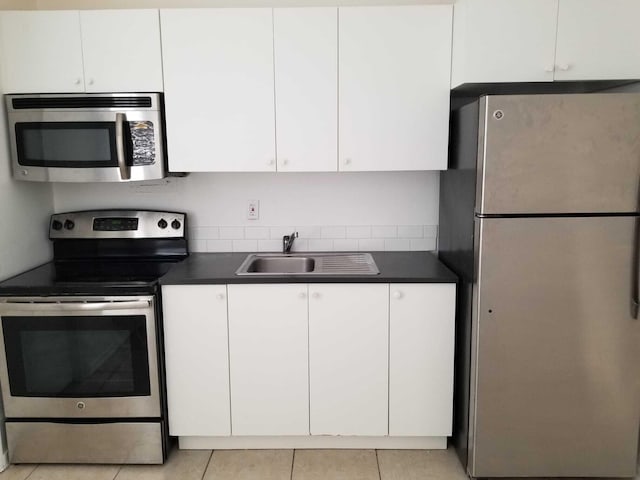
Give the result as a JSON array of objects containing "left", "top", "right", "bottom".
[{"left": 160, "top": 251, "right": 458, "bottom": 285}]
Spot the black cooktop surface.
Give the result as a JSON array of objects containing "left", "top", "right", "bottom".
[{"left": 0, "top": 259, "right": 183, "bottom": 296}]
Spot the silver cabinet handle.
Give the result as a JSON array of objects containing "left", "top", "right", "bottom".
[
  {"left": 0, "top": 300, "right": 151, "bottom": 312},
  {"left": 115, "top": 112, "right": 131, "bottom": 181}
]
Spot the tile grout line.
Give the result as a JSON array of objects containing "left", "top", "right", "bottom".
[
  {"left": 290, "top": 449, "right": 296, "bottom": 480},
  {"left": 22, "top": 464, "right": 38, "bottom": 480},
  {"left": 201, "top": 449, "right": 215, "bottom": 480},
  {"left": 111, "top": 465, "right": 123, "bottom": 480},
  {"left": 375, "top": 449, "right": 382, "bottom": 480}
]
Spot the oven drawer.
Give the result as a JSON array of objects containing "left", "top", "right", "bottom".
[{"left": 7, "top": 421, "right": 164, "bottom": 464}]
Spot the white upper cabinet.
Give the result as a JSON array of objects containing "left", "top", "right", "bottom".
[
  {"left": 452, "top": 0, "right": 640, "bottom": 86},
  {"left": 161, "top": 9, "right": 276, "bottom": 172},
  {"left": 274, "top": 8, "right": 337, "bottom": 172},
  {"left": 80, "top": 10, "right": 163, "bottom": 92},
  {"left": 554, "top": 0, "right": 640, "bottom": 81},
  {"left": 338, "top": 6, "right": 452, "bottom": 172},
  {"left": 1, "top": 11, "right": 85, "bottom": 93},
  {"left": 451, "top": 0, "right": 558, "bottom": 86},
  {"left": 0, "top": 10, "right": 162, "bottom": 93}
]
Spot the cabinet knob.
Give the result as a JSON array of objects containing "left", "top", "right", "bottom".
[
  {"left": 88, "top": 78, "right": 94, "bottom": 85},
  {"left": 343, "top": 158, "right": 352, "bottom": 166},
  {"left": 311, "top": 292, "right": 320, "bottom": 299},
  {"left": 298, "top": 292, "right": 306, "bottom": 299},
  {"left": 216, "top": 293, "right": 225, "bottom": 300},
  {"left": 393, "top": 291, "right": 403, "bottom": 300},
  {"left": 282, "top": 159, "right": 289, "bottom": 166},
  {"left": 74, "top": 78, "right": 81, "bottom": 85},
  {"left": 558, "top": 63, "right": 571, "bottom": 71},
  {"left": 267, "top": 159, "right": 275, "bottom": 166},
  {"left": 544, "top": 65, "right": 554, "bottom": 73}
]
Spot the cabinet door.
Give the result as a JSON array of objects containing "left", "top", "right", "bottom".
[
  {"left": 0, "top": 11, "right": 84, "bottom": 93},
  {"left": 309, "top": 283, "right": 389, "bottom": 435},
  {"left": 389, "top": 284, "right": 456, "bottom": 436},
  {"left": 338, "top": 6, "right": 451, "bottom": 171},
  {"left": 162, "top": 285, "right": 230, "bottom": 436},
  {"left": 555, "top": 0, "right": 640, "bottom": 81},
  {"left": 161, "top": 9, "right": 276, "bottom": 172},
  {"left": 227, "top": 284, "right": 309, "bottom": 435},
  {"left": 451, "top": 0, "right": 558, "bottom": 86},
  {"left": 274, "top": 8, "right": 337, "bottom": 172},
  {"left": 81, "top": 10, "right": 163, "bottom": 93}
]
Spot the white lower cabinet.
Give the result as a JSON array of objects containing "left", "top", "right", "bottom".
[
  {"left": 162, "top": 281, "right": 455, "bottom": 443},
  {"left": 227, "top": 284, "right": 309, "bottom": 435},
  {"left": 389, "top": 284, "right": 456, "bottom": 436},
  {"left": 308, "top": 283, "right": 389, "bottom": 435},
  {"left": 162, "top": 285, "right": 231, "bottom": 436}
]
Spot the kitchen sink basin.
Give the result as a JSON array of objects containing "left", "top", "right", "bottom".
[
  {"left": 245, "top": 256, "right": 315, "bottom": 274},
  {"left": 235, "top": 253, "right": 380, "bottom": 276}
]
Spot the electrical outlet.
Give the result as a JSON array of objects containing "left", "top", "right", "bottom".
[{"left": 247, "top": 200, "right": 259, "bottom": 220}]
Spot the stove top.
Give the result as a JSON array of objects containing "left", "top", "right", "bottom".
[{"left": 0, "top": 209, "right": 189, "bottom": 296}]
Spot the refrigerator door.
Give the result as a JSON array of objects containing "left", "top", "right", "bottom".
[
  {"left": 470, "top": 216, "right": 640, "bottom": 478},
  {"left": 476, "top": 93, "right": 640, "bottom": 215}
]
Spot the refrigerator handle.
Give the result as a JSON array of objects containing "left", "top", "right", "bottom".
[{"left": 633, "top": 216, "right": 640, "bottom": 319}]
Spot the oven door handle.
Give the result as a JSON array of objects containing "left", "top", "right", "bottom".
[
  {"left": 115, "top": 112, "right": 131, "bottom": 181},
  {"left": 0, "top": 300, "right": 151, "bottom": 312}
]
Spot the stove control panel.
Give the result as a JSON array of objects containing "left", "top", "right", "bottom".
[{"left": 49, "top": 210, "right": 186, "bottom": 239}]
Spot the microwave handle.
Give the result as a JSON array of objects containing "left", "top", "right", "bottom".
[{"left": 115, "top": 112, "right": 131, "bottom": 181}]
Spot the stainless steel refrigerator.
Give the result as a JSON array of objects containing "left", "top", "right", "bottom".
[{"left": 439, "top": 92, "right": 640, "bottom": 478}]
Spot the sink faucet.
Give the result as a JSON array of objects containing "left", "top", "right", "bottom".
[{"left": 283, "top": 231, "right": 298, "bottom": 254}]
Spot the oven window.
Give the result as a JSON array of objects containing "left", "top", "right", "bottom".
[
  {"left": 15, "top": 122, "right": 119, "bottom": 168},
  {"left": 2, "top": 316, "right": 150, "bottom": 397}
]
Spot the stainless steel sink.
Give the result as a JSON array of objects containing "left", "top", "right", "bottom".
[{"left": 235, "top": 253, "right": 379, "bottom": 276}]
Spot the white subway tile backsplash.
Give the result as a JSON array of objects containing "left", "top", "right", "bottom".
[
  {"left": 270, "top": 226, "right": 296, "bottom": 239},
  {"left": 291, "top": 239, "right": 309, "bottom": 252},
  {"left": 424, "top": 225, "right": 438, "bottom": 237},
  {"left": 346, "top": 226, "right": 371, "bottom": 239},
  {"left": 232, "top": 239, "right": 258, "bottom": 252},
  {"left": 189, "top": 239, "right": 207, "bottom": 252},
  {"left": 206, "top": 239, "right": 233, "bottom": 252},
  {"left": 308, "top": 239, "right": 334, "bottom": 251},
  {"left": 187, "top": 224, "right": 440, "bottom": 253},
  {"left": 219, "top": 226, "right": 244, "bottom": 240},
  {"left": 372, "top": 225, "right": 397, "bottom": 238},
  {"left": 333, "top": 239, "right": 359, "bottom": 251},
  {"left": 358, "top": 239, "right": 385, "bottom": 251},
  {"left": 190, "top": 226, "right": 220, "bottom": 240},
  {"left": 244, "top": 226, "right": 270, "bottom": 240},
  {"left": 321, "top": 226, "right": 346, "bottom": 239},
  {"left": 397, "top": 225, "right": 423, "bottom": 238},
  {"left": 384, "top": 239, "right": 411, "bottom": 251},
  {"left": 410, "top": 238, "right": 437, "bottom": 251},
  {"left": 257, "top": 239, "right": 282, "bottom": 252},
  {"left": 295, "top": 226, "right": 322, "bottom": 239}
]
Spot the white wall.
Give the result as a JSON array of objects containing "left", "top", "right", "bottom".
[
  {"left": 0, "top": 20, "right": 53, "bottom": 281},
  {"left": 52, "top": 171, "right": 440, "bottom": 252}
]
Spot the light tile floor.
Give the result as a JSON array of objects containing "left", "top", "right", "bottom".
[{"left": 0, "top": 447, "right": 470, "bottom": 480}]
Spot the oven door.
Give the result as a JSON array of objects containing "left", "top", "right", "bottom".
[
  {"left": 8, "top": 110, "right": 164, "bottom": 183},
  {"left": 0, "top": 296, "right": 160, "bottom": 419}
]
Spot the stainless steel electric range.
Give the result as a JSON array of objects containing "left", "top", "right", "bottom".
[{"left": 0, "top": 210, "right": 188, "bottom": 464}]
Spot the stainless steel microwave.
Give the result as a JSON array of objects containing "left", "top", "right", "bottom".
[{"left": 6, "top": 93, "right": 166, "bottom": 183}]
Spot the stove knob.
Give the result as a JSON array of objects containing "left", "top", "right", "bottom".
[
  {"left": 157, "top": 219, "right": 168, "bottom": 229},
  {"left": 51, "top": 220, "right": 63, "bottom": 230},
  {"left": 171, "top": 219, "right": 181, "bottom": 230},
  {"left": 64, "top": 220, "right": 75, "bottom": 230}
]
